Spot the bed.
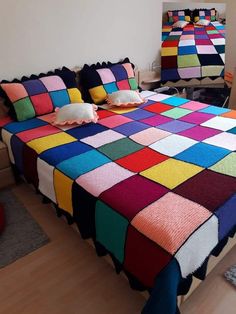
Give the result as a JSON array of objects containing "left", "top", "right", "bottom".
[
  {"left": 161, "top": 21, "right": 225, "bottom": 84},
  {"left": 0, "top": 90, "right": 236, "bottom": 314}
]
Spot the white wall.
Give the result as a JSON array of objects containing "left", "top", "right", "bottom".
[
  {"left": 204, "top": 0, "right": 235, "bottom": 73},
  {"left": 0, "top": 0, "right": 203, "bottom": 80}
]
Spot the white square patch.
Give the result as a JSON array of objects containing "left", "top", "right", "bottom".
[
  {"left": 1, "top": 129, "right": 14, "bottom": 164},
  {"left": 179, "top": 40, "right": 195, "bottom": 47},
  {"left": 149, "top": 134, "right": 197, "bottom": 157},
  {"left": 81, "top": 129, "right": 125, "bottom": 148},
  {"left": 201, "top": 116, "right": 236, "bottom": 131},
  {"left": 203, "top": 132, "right": 236, "bottom": 151},
  {"left": 37, "top": 158, "right": 56, "bottom": 203},
  {"left": 175, "top": 215, "right": 218, "bottom": 278}
]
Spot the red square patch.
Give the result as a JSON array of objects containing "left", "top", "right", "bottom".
[
  {"left": 117, "top": 80, "right": 131, "bottom": 90},
  {"left": 30, "top": 93, "right": 53, "bottom": 115},
  {"left": 116, "top": 147, "right": 168, "bottom": 172},
  {"left": 145, "top": 103, "right": 173, "bottom": 114},
  {"left": 124, "top": 225, "right": 172, "bottom": 287}
]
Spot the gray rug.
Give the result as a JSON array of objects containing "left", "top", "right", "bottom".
[
  {"left": 225, "top": 265, "right": 236, "bottom": 287},
  {"left": 0, "top": 189, "right": 49, "bottom": 268}
]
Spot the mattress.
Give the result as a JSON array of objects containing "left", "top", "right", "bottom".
[
  {"left": 1, "top": 91, "right": 235, "bottom": 314},
  {"left": 161, "top": 21, "right": 225, "bottom": 82}
]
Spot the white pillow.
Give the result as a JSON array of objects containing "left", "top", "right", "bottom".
[
  {"left": 195, "top": 19, "right": 210, "bottom": 26},
  {"left": 106, "top": 90, "right": 146, "bottom": 108},
  {"left": 172, "top": 21, "right": 189, "bottom": 28},
  {"left": 53, "top": 103, "right": 98, "bottom": 125}
]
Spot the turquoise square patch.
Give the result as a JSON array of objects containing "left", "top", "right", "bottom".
[
  {"left": 50, "top": 90, "right": 70, "bottom": 108},
  {"left": 95, "top": 200, "right": 129, "bottom": 263},
  {"left": 104, "top": 82, "right": 118, "bottom": 94},
  {"left": 56, "top": 150, "right": 111, "bottom": 179},
  {"left": 161, "top": 96, "right": 190, "bottom": 107}
]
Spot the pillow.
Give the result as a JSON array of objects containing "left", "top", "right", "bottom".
[
  {"left": 193, "top": 8, "right": 217, "bottom": 23},
  {"left": 80, "top": 57, "right": 138, "bottom": 105},
  {"left": 167, "top": 10, "right": 191, "bottom": 23},
  {"left": 53, "top": 103, "right": 98, "bottom": 126},
  {"left": 172, "top": 20, "right": 189, "bottom": 28},
  {"left": 195, "top": 19, "right": 211, "bottom": 26},
  {"left": 0, "top": 67, "right": 83, "bottom": 122},
  {"left": 106, "top": 90, "right": 146, "bottom": 108}
]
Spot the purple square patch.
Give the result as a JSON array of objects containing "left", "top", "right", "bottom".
[
  {"left": 158, "top": 120, "right": 195, "bottom": 133},
  {"left": 22, "top": 79, "right": 47, "bottom": 96}
]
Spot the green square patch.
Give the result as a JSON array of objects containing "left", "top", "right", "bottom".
[
  {"left": 161, "top": 107, "right": 192, "bottom": 119},
  {"left": 207, "top": 30, "right": 219, "bottom": 35},
  {"left": 166, "top": 35, "right": 181, "bottom": 41},
  {"left": 177, "top": 55, "right": 200, "bottom": 68},
  {"left": 98, "top": 138, "right": 143, "bottom": 160},
  {"left": 209, "top": 152, "right": 236, "bottom": 177},
  {"left": 13, "top": 97, "right": 35, "bottom": 121},
  {"left": 95, "top": 200, "right": 129, "bottom": 263},
  {"left": 129, "top": 78, "right": 138, "bottom": 90}
]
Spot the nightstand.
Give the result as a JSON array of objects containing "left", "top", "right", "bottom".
[
  {"left": 0, "top": 141, "right": 15, "bottom": 189},
  {"left": 138, "top": 70, "right": 161, "bottom": 91}
]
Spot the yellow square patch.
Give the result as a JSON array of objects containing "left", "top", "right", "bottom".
[
  {"left": 54, "top": 169, "right": 73, "bottom": 214},
  {"left": 89, "top": 85, "right": 107, "bottom": 104},
  {"left": 27, "top": 132, "right": 77, "bottom": 154},
  {"left": 68, "top": 88, "right": 83, "bottom": 103},
  {"left": 140, "top": 159, "right": 203, "bottom": 189},
  {"left": 108, "top": 107, "right": 138, "bottom": 114},
  {"left": 161, "top": 47, "right": 178, "bottom": 57}
]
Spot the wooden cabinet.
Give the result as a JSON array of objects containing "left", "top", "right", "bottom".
[{"left": 0, "top": 141, "right": 15, "bottom": 189}]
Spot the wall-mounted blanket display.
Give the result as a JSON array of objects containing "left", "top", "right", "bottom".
[
  {"left": 1, "top": 90, "right": 235, "bottom": 314},
  {"left": 161, "top": 20, "right": 225, "bottom": 83}
]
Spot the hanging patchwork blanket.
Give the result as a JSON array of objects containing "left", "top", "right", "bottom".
[
  {"left": 161, "top": 21, "right": 225, "bottom": 82},
  {"left": 1, "top": 91, "right": 236, "bottom": 314}
]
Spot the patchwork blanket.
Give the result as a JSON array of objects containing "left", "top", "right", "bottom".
[
  {"left": 1, "top": 91, "right": 236, "bottom": 313},
  {"left": 161, "top": 22, "right": 225, "bottom": 82}
]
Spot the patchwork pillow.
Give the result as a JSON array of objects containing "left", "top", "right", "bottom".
[
  {"left": 53, "top": 103, "right": 98, "bottom": 125},
  {"left": 193, "top": 8, "right": 217, "bottom": 23},
  {"left": 0, "top": 67, "right": 83, "bottom": 121},
  {"left": 106, "top": 90, "right": 146, "bottom": 108},
  {"left": 172, "top": 20, "right": 189, "bottom": 28},
  {"left": 167, "top": 10, "right": 191, "bottom": 23},
  {"left": 80, "top": 58, "right": 138, "bottom": 105}
]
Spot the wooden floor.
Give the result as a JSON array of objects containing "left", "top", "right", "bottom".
[{"left": 0, "top": 183, "right": 235, "bottom": 314}]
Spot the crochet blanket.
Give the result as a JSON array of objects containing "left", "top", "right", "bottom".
[
  {"left": 161, "top": 22, "right": 225, "bottom": 82},
  {"left": 1, "top": 91, "right": 236, "bottom": 313}
]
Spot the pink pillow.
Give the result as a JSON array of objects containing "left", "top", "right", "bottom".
[
  {"left": 52, "top": 103, "right": 98, "bottom": 126},
  {"left": 106, "top": 90, "right": 146, "bottom": 108}
]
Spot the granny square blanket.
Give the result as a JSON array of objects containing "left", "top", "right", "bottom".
[
  {"left": 161, "top": 21, "right": 225, "bottom": 82},
  {"left": 1, "top": 91, "right": 235, "bottom": 313}
]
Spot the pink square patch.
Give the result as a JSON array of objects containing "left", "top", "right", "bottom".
[
  {"left": 96, "top": 68, "right": 116, "bottom": 84},
  {"left": 40, "top": 76, "right": 66, "bottom": 92},
  {"left": 122, "top": 63, "right": 135, "bottom": 78},
  {"left": 76, "top": 162, "right": 134, "bottom": 197},
  {"left": 180, "top": 101, "right": 209, "bottom": 111},
  {"left": 17, "top": 125, "right": 61, "bottom": 142},
  {"left": 117, "top": 80, "right": 131, "bottom": 90},
  {"left": 98, "top": 115, "right": 132, "bottom": 128},
  {"left": 131, "top": 192, "right": 211, "bottom": 254},
  {"left": 130, "top": 127, "right": 171, "bottom": 145},
  {"left": 1, "top": 83, "right": 28, "bottom": 103}
]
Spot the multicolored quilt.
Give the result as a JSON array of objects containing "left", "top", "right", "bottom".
[
  {"left": 161, "top": 22, "right": 225, "bottom": 82},
  {"left": 1, "top": 91, "right": 236, "bottom": 313}
]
